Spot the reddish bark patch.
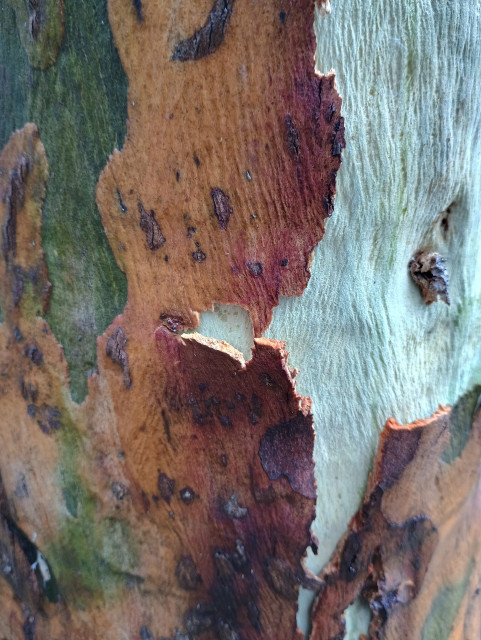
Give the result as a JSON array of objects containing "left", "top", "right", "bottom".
[
  {"left": 310, "top": 404, "right": 481, "bottom": 639},
  {"left": 98, "top": 0, "right": 345, "bottom": 335},
  {"left": 259, "top": 413, "right": 316, "bottom": 499}
]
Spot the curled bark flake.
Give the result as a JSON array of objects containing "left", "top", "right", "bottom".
[
  {"left": 409, "top": 250, "right": 450, "bottom": 305},
  {"left": 138, "top": 202, "right": 166, "bottom": 250},
  {"left": 106, "top": 328, "right": 132, "bottom": 388},
  {"left": 172, "top": 0, "right": 235, "bottom": 62},
  {"left": 211, "top": 188, "right": 233, "bottom": 230}
]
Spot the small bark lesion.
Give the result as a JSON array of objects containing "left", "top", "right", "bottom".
[{"left": 409, "top": 250, "right": 450, "bottom": 305}]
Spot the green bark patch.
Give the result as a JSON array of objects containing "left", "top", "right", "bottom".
[
  {"left": 46, "top": 414, "right": 138, "bottom": 606},
  {"left": 442, "top": 385, "right": 481, "bottom": 463},
  {"left": 0, "top": 0, "right": 128, "bottom": 403},
  {"left": 8, "top": 0, "right": 65, "bottom": 70},
  {"left": 421, "top": 564, "right": 473, "bottom": 640}
]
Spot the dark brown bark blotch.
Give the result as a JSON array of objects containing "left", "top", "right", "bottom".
[
  {"left": 172, "top": 0, "right": 235, "bottom": 62},
  {"left": 138, "top": 202, "right": 166, "bottom": 250},
  {"left": 211, "top": 188, "right": 233, "bottom": 230},
  {"left": 106, "top": 328, "right": 132, "bottom": 388}
]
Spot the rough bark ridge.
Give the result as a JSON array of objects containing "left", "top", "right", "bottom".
[{"left": 0, "top": 1, "right": 344, "bottom": 638}]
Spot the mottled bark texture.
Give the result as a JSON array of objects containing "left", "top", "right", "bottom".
[
  {"left": 0, "top": 1, "right": 343, "bottom": 638},
  {"left": 311, "top": 398, "right": 481, "bottom": 639}
]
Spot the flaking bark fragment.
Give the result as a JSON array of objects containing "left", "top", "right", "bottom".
[
  {"left": 211, "top": 188, "right": 233, "bottom": 230},
  {"left": 409, "top": 250, "right": 450, "bottom": 305},
  {"left": 310, "top": 404, "right": 481, "bottom": 639}
]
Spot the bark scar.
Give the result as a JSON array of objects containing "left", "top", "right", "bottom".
[{"left": 172, "top": 0, "right": 235, "bottom": 61}]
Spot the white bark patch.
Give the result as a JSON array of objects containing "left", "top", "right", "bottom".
[{"left": 267, "top": 1, "right": 481, "bottom": 635}]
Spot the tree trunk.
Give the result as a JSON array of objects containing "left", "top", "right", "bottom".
[{"left": 1, "top": 1, "right": 480, "bottom": 639}]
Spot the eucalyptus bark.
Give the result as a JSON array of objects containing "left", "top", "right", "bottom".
[{"left": 1, "top": 2, "right": 481, "bottom": 640}]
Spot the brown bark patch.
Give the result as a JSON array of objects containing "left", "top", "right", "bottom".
[{"left": 311, "top": 401, "right": 481, "bottom": 640}]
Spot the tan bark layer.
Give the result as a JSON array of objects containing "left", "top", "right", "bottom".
[{"left": 97, "top": 0, "right": 344, "bottom": 336}]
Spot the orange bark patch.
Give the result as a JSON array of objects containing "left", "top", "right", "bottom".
[
  {"left": 97, "top": 0, "right": 344, "bottom": 335},
  {"left": 310, "top": 404, "right": 481, "bottom": 640}
]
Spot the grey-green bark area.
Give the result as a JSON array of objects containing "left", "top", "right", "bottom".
[{"left": 0, "top": 0, "right": 128, "bottom": 402}]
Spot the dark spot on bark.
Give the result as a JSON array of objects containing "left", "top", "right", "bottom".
[
  {"left": 279, "top": 11, "right": 286, "bottom": 23},
  {"left": 264, "top": 558, "right": 298, "bottom": 601},
  {"left": 172, "top": 0, "right": 235, "bottom": 61},
  {"left": 111, "top": 481, "right": 129, "bottom": 500},
  {"left": 24, "top": 344, "right": 43, "bottom": 366},
  {"left": 184, "top": 603, "right": 216, "bottom": 634},
  {"left": 36, "top": 404, "right": 62, "bottom": 434},
  {"left": 176, "top": 171, "right": 180, "bottom": 183},
  {"left": 281, "top": 258, "right": 288, "bottom": 267},
  {"left": 14, "top": 474, "right": 29, "bottom": 498},
  {"left": 199, "top": 382, "right": 207, "bottom": 392},
  {"left": 14, "top": 327, "right": 23, "bottom": 342},
  {"left": 247, "top": 600, "right": 261, "bottom": 631},
  {"left": 2, "top": 155, "right": 29, "bottom": 265},
  {"left": 160, "top": 312, "right": 186, "bottom": 333},
  {"left": 326, "top": 102, "right": 337, "bottom": 122},
  {"left": 164, "top": 255, "right": 169, "bottom": 262},
  {"left": 331, "top": 117, "right": 345, "bottom": 157},
  {"left": 260, "top": 372, "right": 276, "bottom": 388},
  {"left": 180, "top": 486, "right": 196, "bottom": 505},
  {"left": 247, "top": 262, "right": 263, "bottom": 277},
  {"left": 175, "top": 555, "right": 202, "bottom": 590},
  {"left": 106, "top": 327, "right": 132, "bottom": 388},
  {"left": 20, "top": 378, "right": 38, "bottom": 403},
  {"left": 222, "top": 493, "right": 248, "bottom": 519},
  {"left": 248, "top": 393, "right": 263, "bottom": 425},
  {"left": 439, "top": 202, "right": 455, "bottom": 236},
  {"left": 186, "top": 226, "right": 196, "bottom": 238},
  {"left": 138, "top": 202, "right": 166, "bottom": 250},
  {"left": 259, "top": 412, "right": 316, "bottom": 498},
  {"left": 253, "top": 484, "right": 277, "bottom": 504},
  {"left": 379, "top": 427, "right": 423, "bottom": 489},
  {"left": 217, "top": 619, "right": 240, "bottom": 640},
  {"left": 23, "top": 615, "right": 35, "bottom": 640},
  {"left": 285, "top": 115, "right": 300, "bottom": 158},
  {"left": 339, "top": 531, "right": 363, "bottom": 582},
  {"left": 211, "top": 188, "right": 233, "bottom": 230},
  {"left": 27, "top": 404, "right": 36, "bottom": 418},
  {"left": 220, "top": 453, "right": 228, "bottom": 467},
  {"left": 193, "top": 153, "right": 201, "bottom": 167},
  {"left": 218, "top": 415, "right": 232, "bottom": 427},
  {"left": 214, "top": 548, "right": 235, "bottom": 580},
  {"left": 133, "top": 0, "right": 143, "bottom": 21},
  {"left": 139, "top": 626, "right": 153, "bottom": 640},
  {"left": 116, "top": 189, "right": 127, "bottom": 213},
  {"left": 409, "top": 251, "right": 450, "bottom": 305},
  {"left": 162, "top": 408, "right": 171, "bottom": 443},
  {"left": 192, "top": 243, "right": 206, "bottom": 262},
  {"left": 158, "top": 472, "right": 175, "bottom": 504}
]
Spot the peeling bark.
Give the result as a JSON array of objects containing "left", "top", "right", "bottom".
[{"left": 310, "top": 400, "right": 481, "bottom": 639}]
